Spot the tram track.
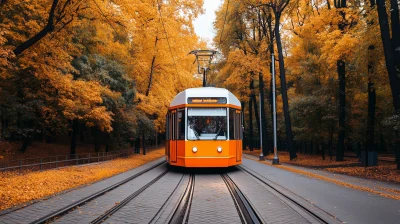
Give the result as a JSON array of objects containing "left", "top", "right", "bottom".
[
  {"left": 90, "top": 170, "right": 169, "bottom": 224},
  {"left": 27, "top": 160, "right": 166, "bottom": 224},
  {"left": 221, "top": 173, "right": 263, "bottom": 224},
  {"left": 167, "top": 174, "right": 195, "bottom": 224},
  {"left": 238, "top": 165, "right": 340, "bottom": 224}
]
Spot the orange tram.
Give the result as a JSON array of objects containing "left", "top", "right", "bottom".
[{"left": 165, "top": 87, "right": 243, "bottom": 167}]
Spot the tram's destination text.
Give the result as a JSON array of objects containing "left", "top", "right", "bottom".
[{"left": 187, "top": 97, "right": 227, "bottom": 104}]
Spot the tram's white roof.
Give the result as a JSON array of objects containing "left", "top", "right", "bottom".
[{"left": 170, "top": 87, "right": 241, "bottom": 107}]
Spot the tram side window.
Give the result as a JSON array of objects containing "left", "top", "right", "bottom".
[
  {"left": 229, "top": 109, "right": 235, "bottom": 140},
  {"left": 166, "top": 113, "right": 169, "bottom": 140},
  {"left": 177, "top": 110, "right": 185, "bottom": 140},
  {"left": 236, "top": 111, "right": 242, "bottom": 140},
  {"left": 172, "top": 112, "right": 176, "bottom": 140}
]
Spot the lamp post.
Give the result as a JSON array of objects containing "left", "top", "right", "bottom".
[
  {"left": 189, "top": 50, "right": 218, "bottom": 87},
  {"left": 271, "top": 53, "right": 280, "bottom": 165}
]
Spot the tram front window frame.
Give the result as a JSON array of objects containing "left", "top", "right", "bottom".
[{"left": 187, "top": 107, "right": 228, "bottom": 140}]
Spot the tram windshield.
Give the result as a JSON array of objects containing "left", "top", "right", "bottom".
[{"left": 187, "top": 108, "right": 227, "bottom": 140}]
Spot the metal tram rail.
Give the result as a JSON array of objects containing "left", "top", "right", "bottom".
[
  {"left": 238, "top": 165, "right": 340, "bottom": 224},
  {"left": 27, "top": 160, "right": 166, "bottom": 224},
  {"left": 91, "top": 170, "right": 170, "bottom": 224},
  {"left": 167, "top": 174, "right": 195, "bottom": 224},
  {"left": 221, "top": 174, "right": 263, "bottom": 224}
]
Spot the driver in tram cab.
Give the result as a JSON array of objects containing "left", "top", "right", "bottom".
[
  {"left": 215, "top": 119, "right": 225, "bottom": 137},
  {"left": 188, "top": 118, "right": 201, "bottom": 139}
]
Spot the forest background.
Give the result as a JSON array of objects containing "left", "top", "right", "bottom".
[
  {"left": 212, "top": 0, "right": 400, "bottom": 169},
  {"left": 0, "top": 0, "right": 399, "bottom": 169}
]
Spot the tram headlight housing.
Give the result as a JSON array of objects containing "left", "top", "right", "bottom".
[
  {"left": 217, "top": 146, "right": 222, "bottom": 153},
  {"left": 192, "top": 147, "right": 198, "bottom": 153}
]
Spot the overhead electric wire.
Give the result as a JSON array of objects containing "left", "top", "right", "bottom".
[
  {"left": 91, "top": 0, "right": 119, "bottom": 34},
  {"left": 219, "top": 0, "right": 230, "bottom": 47},
  {"left": 155, "top": 0, "right": 182, "bottom": 88}
]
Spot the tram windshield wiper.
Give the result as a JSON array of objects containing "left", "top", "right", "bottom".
[
  {"left": 189, "top": 125, "right": 200, "bottom": 140},
  {"left": 213, "top": 125, "right": 222, "bottom": 140}
]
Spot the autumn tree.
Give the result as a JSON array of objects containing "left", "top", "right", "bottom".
[
  {"left": 376, "top": 0, "right": 400, "bottom": 169},
  {"left": 0, "top": 0, "right": 204, "bottom": 154}
]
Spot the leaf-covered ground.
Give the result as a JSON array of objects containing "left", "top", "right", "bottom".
[
  {"left": 0, "top": 148, "right": 164, "bottom": 211},
  {"left": 245, "top": 150, "right": 400, "bottom": 184}
]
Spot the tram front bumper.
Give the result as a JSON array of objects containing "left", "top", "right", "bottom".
[{"left": 177, "top": 156, "right": 236, "bottom": 167}]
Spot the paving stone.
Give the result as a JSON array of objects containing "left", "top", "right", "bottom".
[
  {"left": 53, "top": 164, "right": 168, "bottom": 224},
  {"left": 152, "top": 173, "right": 189, "bottom": 224},
  {"left": 187, "top": 174, "right": 242, "bottom": 224},
  {"left": 0, "top": 158, "right": 165, "bottom": 224},
  {"left": 242, "top": 158, "right": 400, "bottom": 224},
  {"left": 104, "top": 172, "right": 184, "bottom": 224},
  {"left": 228, "top": 169, "right": 310, "bottom": 224}
]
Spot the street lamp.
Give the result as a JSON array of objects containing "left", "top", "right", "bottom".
[{"left": 189, "top": 50, "right": 218, "bottom": 87}]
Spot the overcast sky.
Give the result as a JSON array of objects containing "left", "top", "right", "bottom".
[{"left": 193, "top": 0, "right": 223, "bottom": 46}]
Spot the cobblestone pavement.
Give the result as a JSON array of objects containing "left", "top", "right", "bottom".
[
  {"left": 227, "top": 169, "right": 311, "bottom": 224},
  {"left": 187, "top": 173, "right": 242, "bottom": 224},
  {"left": 53, "top": 164, "right": 168, "bottom": 224},
  {"left": 241, "top": 157, "right": 400, "bottom": 224},
  {"left": 244, "top": 154, "right": 400, "bottom": 197},
  {"left": 0, "top": 158, "right": 165, "bottom": 224},
  {"left": 104, "top": 172, "right": 184, "bottom": 224},
  {"left": 151, "top": 172, "right": 189, "bottom": 224},
  {"left": 2, "top": 156, "right": 399, "bottom": 224}
]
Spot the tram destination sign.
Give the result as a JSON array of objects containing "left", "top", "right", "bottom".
[{"left": 187, "top": 97, "right": 227, "bottom": 104}]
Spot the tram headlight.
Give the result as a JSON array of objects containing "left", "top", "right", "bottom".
[
  {"left": 217, "top": 146, "right": 222, "bottom": 153},
  {"left": 192, "top": 147, "right": 198, "bottom": 153}
]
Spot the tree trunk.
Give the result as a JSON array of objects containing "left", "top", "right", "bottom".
[
  {"left": 79, "top": 124, "right": 85, "bottom": 142},
  {"left": 259, "top": 73, "right": 269, "bottom": 156},
  {"left": 19, "top": 137, "right": 31, "bottom": 153},
  {"left": 275, "top": 12, "right": 296, "bottom": 160},
  {"left": 377, "top": 0, "right": 400, "bottom": 169},
  {"left": 365, "top": 45, "right": 377, "bottom": 167},
  {"left": 250, "top": 78, "right": 260, "bottom": 141},
  {"left": 1, "top": 116, "right": 7, "bottom": 140},
  {"left": 376, "top": 0, "right": 400, "bottom": 112},
  {"left": 142, "top": 133, "right": 146, "bottom": 155},
  {"left": 135, "top": 137, "right": 141, "bottom": 154},
  {"left": 336, "top": 60, "right": 346, "bottom": 161},
  {"left": 310, "top": 141, "right": 314, "bottom": 154},
  {"left": 380, "top": 134, "right": 386, "bottom": 152},
  {"left": 145, "top": 37, "right": 158, "bottom": 97},
  {"left": 70, "top": 119, "right": 78, "bottom": 155},
  {"left": 248, "top": 92, "right": 254, "bottom": 151},
  {"left": 105, "top": 133, "right": 109, "bottom": 152},
  {"left": 390, "top": 0, "right": 400, "bottom": 68},
  {"left": 396, "top": 144, "right": 400, "bottom": 170}
]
